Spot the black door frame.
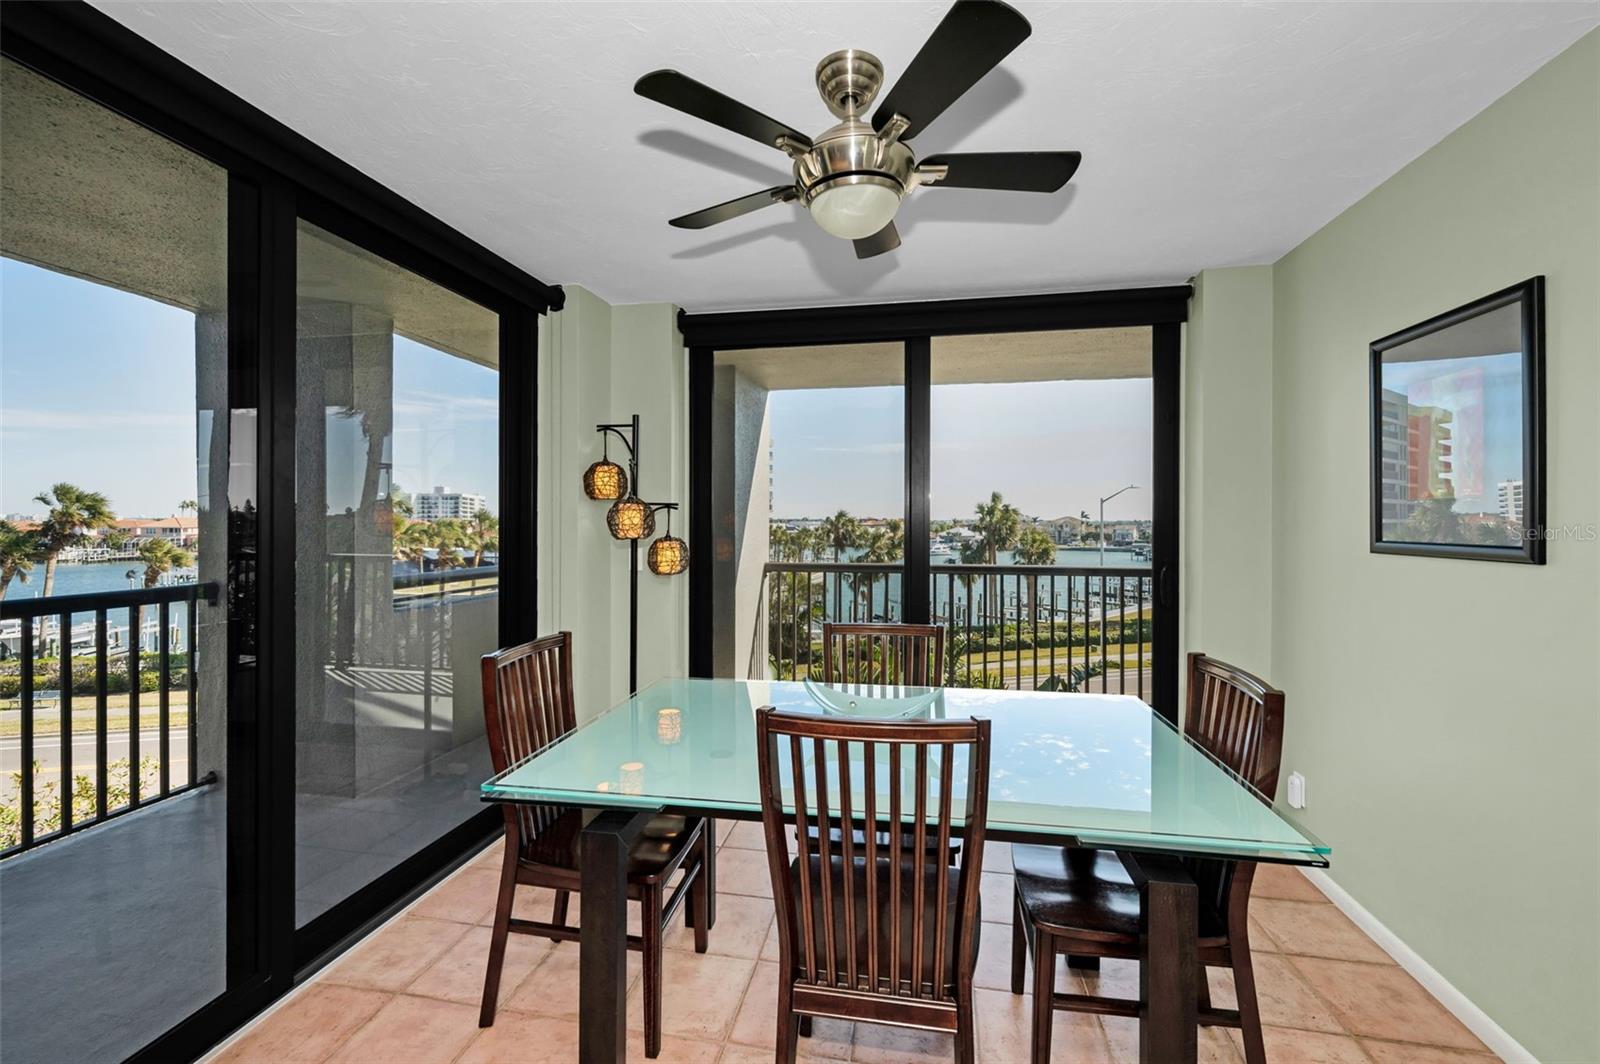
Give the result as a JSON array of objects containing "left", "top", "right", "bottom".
[
  {"left": 681, "top": 286, "right": 1190, "bottom": 719},
  {"left": 0, "top": 3, "right": 558, "bottom": 1059}
]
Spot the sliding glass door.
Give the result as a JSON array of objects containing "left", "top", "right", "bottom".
[
  {"left": 0, "top": 56, "right": 242, "bottom": 1063},
  {"left": 695, "top": 320, "right": 1180, "bottom": 715},
  {"left": 706, "top": 343, "right": 904, "bottom": 680},
  {"left": 929, "top": 328, "right": 1155, "bottom": 700},
  {"left": 293, "top": 220, "right": 502, "bottom": 928},
  {"left": 0, "top": 8, "right": 552, "bottom": 1054}
]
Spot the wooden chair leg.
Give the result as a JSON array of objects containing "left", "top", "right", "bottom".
[
  {"left": 955, "top": 984, "right": 977, "bottom": 1064},
  {"left": 690, "top": 836, "right": 710, "bottom": 954},
  {"left": 552, "top": 889, "right": 570, "bottom": 927},
  {"left": 797, "top": 1015, "right": 813, "bottom": 1038},
  {"left": 641, "top": 883, "right": 663, "bottom": 1059},
  {"left": 1231, "top": 948, "right": 1267, "bottom": 1064},
  {"left": 1011, "top": 887, "right": 1027, "bottom": 995},
  {"left": 479, "top": 841, "right": 519, "bottom": 1027},
  {"left": 776, "top": 979, "right": 799, "bottom": 1064},
  {"left": 1030, "top": 931, "right": 1057, "bottom": 1064}
]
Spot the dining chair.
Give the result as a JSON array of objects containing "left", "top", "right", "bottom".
[
  {"left": 821, "top": 621, "right": 945, "bottom": 687},
  {"left": 816, "top": 622, "right": 957, "bottom": 867},
  {"left": 1008, "top": 652, "right": 1285, "bottom": 1064},
  {"left": 479, "top": 632, "right": 711, "bottom": 1059},
  {"left": 755, "top": 706, "right": 991, "bottom": 1064}
]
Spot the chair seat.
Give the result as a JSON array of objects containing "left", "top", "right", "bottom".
[
  {"left": 1012, "top": 845, "right": 1228, "bottom": 946},
  {"left": 520, "top": 808, "right": 700, "bottom": 883},
  {"left": 787, "top": 854, "right": 978, "bottom": 992}
]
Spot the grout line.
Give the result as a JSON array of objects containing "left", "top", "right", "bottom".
[
  {"left": 1300, "top": 867, "right": 1534, "bottom": 1063},
  {"left": 199, "top": 840, "right": 501, "bottom": 1064}
]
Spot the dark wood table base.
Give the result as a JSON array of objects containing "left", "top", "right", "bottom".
[{"left": 578, "top": 810, "right": 653, "bottom": 1064}]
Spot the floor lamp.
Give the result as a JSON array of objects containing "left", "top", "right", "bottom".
[{"left": 581, "top": 414, "right": 687, "bottom": 694}]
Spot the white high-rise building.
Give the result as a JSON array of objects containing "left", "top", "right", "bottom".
[
  {"left": 1497, "top": 479, "right": 1524, "bottom": 525},
  {"left": 414, "top": 485, "right": 488, "bottom": 521}
]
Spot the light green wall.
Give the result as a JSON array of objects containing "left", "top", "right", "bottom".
[
  {"left": 1183, "top": 266, "right": 1276, "bottom": 677},
  {"left": 540, "top": 287, "right": 687, "bottom": 716},
  {"left": 1265, "top": 30, "right": 1599, "bottom": 1062}
]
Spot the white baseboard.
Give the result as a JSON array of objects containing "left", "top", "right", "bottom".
[{"left": 1301, "top": 867, "right": 1536, "bottom": 1063}]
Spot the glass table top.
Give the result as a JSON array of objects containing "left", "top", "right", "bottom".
[{"left": 482, "top": 678, "right": 1329, "bottom": 864}]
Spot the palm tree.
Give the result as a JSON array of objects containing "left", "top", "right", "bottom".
[
  {"left": 0, "top": 520, "right": 40, "bottom": 600},
  {"left": 462, "top": 509, "right": 500, "bottom": 568},
  {"left": 973, "top": 492, "right": 1021, "bottom": 564},
  {"left": 1015, "top": 525, "right": 1056, "bottom": 627},
  {"left": 818, "top": 510, "right": 861, "bottom": 562},
  {"left": 769, "top": 524, "right": 792, "bottom": 562},
  {"left": 852, "top": 520, "right": 904, "bottom": 619},
  {"left": 34, "top": 483, "right": 117, "bottom": 596},
  {"left": 136, "top": 538, "right": 194, "bottom": 589},
  {"left": 179, "top": 499, "right": 198, "bottom": 515},
  {"left": 131, "top": 538, "right": 194, "bottom": 660},
  {"left": 971, "top": 492, "right": 1020, "bottom": 635},
  {"left": 431, "top": 519, "right": 466, "bottom": 570},
  {"left": 857, "top": 520, "right": 904, "bottom": 563},
  {"left": 392, "top": 518, "right": 433, "bottom": 570}
]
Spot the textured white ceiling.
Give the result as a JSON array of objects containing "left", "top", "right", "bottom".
[{"left": 93, "top": 2, "right": 1598, "bottom": 312}]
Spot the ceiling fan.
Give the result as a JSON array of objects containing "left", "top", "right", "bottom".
[{"left": 634, "top": 0, "right": 1080, "bottom": 259}]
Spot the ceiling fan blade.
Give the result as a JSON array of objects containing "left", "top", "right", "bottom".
[
  {"left": 872, "top": 0, "right": 1031, "bottom": 140},
  {"left": 854, "top": 221, "right": 901, "bottom": 259},
  {"left": 669, "top": 186, "right": 795, "bottom": 229},
  {"left": 636, "top": 70, "right": 813, "bottom": 152},
  {"left": 920, "top": 151, "right": 1081, "bottom": 192}
]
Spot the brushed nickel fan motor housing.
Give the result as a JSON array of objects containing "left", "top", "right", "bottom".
[
  {"left": 815, "top": 49, "right": 884, "bottom": 119},
  {"left": 792, "top": 117, "right": 917, "bottom": 207}
]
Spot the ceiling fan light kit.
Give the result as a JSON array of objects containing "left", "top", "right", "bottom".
[{"left": 635, "top": 0, "right": 1081, "bottom": 258}]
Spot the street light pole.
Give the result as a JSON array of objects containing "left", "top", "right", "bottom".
[{"left": 1098, "top": 484, "right": 1139, "bottom": 568}]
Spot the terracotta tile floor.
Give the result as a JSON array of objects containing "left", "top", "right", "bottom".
[{"left": 213, "top": 832, "right": 1501, "bottom": 1063}]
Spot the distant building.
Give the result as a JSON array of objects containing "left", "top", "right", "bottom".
[
  {"left": 1039, "top": 515, "right": 1086, "bottom": 544},
  {"left": 109, "top": 516, "right": 198, "bottom": 546},
  {"left": 1497, "top": 479, "right": 1524, "bottom": 525},
  {"left": 415, "top": 485, "right": 488, "bottom": 521},
  {"left": 1379, "top": 388, "right": 1455, "bottom": 537}
]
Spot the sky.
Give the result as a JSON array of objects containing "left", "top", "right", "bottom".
[
  {"left": 2, "top": 258, "right": 499, "bottom": 519},
  {"left": 6, "top": 253, "right": 1151, "bottom": 527},
  {"left": 769, "top": 378, "right": 1154, "bottom": 521}
]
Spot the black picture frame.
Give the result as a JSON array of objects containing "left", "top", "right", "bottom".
[{"left": 1369, "top": 277, "right": 1545, "bottom": 564}]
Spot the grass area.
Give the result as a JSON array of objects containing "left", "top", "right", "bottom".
[{"left": 0, "top": 697, "right": 191, "bottom": 738}]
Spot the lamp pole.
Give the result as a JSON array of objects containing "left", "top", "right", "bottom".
[
  {"left": 590, "top": 414, "right": 683, "bottom": 695},
  {"left": 1098, "top": 484, "right": 1138, "bottom": 568}
]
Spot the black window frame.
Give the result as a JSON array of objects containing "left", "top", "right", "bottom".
[{"left": 681, "top": 289, "right": 1189, "bottom": 720}]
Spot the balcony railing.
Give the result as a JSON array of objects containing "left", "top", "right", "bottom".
[
  {"left": 762, "top": 561, "right": 1153, "bottom": 699},
  {"left": 1, "top": 581, "right": 219, "bottom": 856}
]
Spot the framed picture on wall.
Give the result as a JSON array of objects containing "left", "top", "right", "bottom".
[{"left": 1370, "top": 277, "right": 1545, "bottom": 563}]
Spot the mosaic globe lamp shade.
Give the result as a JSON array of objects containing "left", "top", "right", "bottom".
[
  {"left": 648, "top": 534, "right": 688, "bottom": 576},
  {"left": 606, "top": 496, "right": 655, "bottom": 540},
  {"left": 582, "top": 457, "right": 627, "bottom": 501}
]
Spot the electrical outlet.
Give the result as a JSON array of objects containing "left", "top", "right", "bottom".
[{"left": 1287, "top": 771, "right": 1306, "bottom": 809}]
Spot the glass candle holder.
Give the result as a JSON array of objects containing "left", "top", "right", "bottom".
[
  {"left": 619, "top": 761, "right": 645, "bottom": 795},
  {"left": 657, "top": 707, "right": 682, "bottom": 745}
]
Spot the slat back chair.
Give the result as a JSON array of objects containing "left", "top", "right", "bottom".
[
  {"left": 483, "top": 632, "right": 578, "bottom": 855},
  {"left": 821, "top": 622, "right": 945, "bottom": 688},
  {"left": 756, "top": 707, "right": 990, "bottom": 1064},
  {"left": 1182, "top": 651, "right": 1285, "bottom": 950},
  {"left": 480, "top": 632, "right": 709, "bottom": 1057},
  {"left": 1008, "top": 651, "right": 1286, "bottom": 1064}
]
